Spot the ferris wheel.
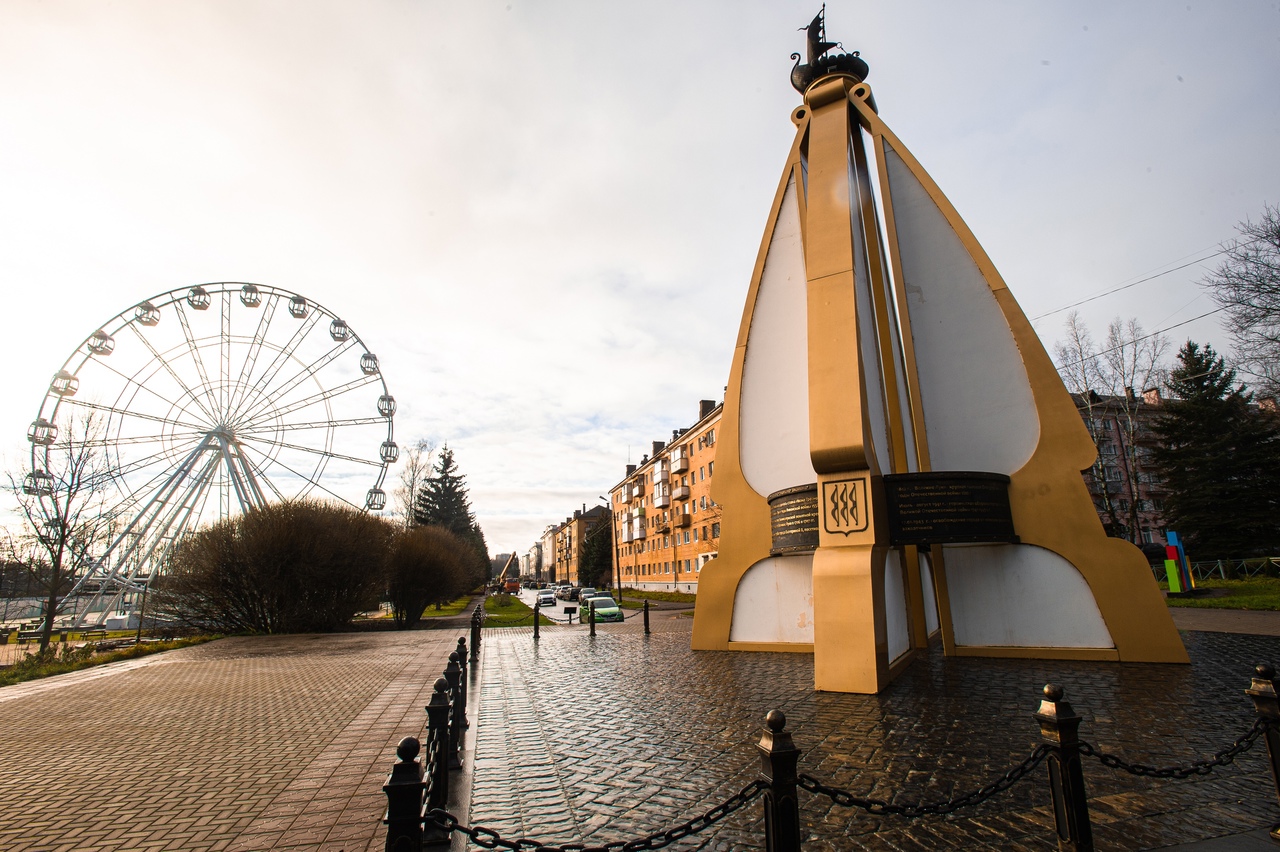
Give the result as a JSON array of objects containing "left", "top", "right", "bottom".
[{"left": 25, "top": 282, "right": 397, "bottom": 625}]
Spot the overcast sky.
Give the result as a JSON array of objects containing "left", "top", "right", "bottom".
[{"left": 2, "top": 1, "right": 1278, "bottom": 555}]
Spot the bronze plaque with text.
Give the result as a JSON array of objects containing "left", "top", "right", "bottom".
[{"left": 883, "top": 472, "right": 1017, "bottom": 547}]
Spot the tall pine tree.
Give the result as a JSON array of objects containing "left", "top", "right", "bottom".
[
  {"left": 412, "top": 444, "right": 490, "bottom": 585},
  {"left": 1150, "top": 342, "right": 1280, "bottom": 558}
]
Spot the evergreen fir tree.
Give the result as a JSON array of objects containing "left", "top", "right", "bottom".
[
  {"left": 412, "top": 444, "right": 490, "bottom": 584},
  {"left": 1150, "top": 341, "right": 1280, "bottom": 558}
]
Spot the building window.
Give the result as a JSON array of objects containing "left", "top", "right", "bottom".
[
  {"left": 699, "top": 466, "right": 705, "bottom": 481},
  {"left": 693, "top": 528, "right": 698, "bottom": 542},
  {"left": 708, "top": 461, "right": 714, "bottom": 476},
  {"left": 712, "top": 522, "right": 720, "bottom": 538}
]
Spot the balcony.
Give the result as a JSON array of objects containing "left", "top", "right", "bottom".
[
  {"left": 632, "top": 521, "right": 647, "bottom": 540},
  {"left": 671, "top": 452, "right": 689, "bottom": 474},
  {"left": 653, "top": 491, "right": 670, "bottom": 509},
  {"left": 621, "top": 526, "right": 635, "bottom": 544},
  {"left": 673, "top": 484, "right": 690, "bottom": 501},
  {"left": 674, "top": 513, "right": 691, "bottom": 529},
  {"left": 621, "top": 487, "right": 633, "bottom": 504},
  {"left": 630, "top": 507, "right": 646, "bottom": 522},
  {"left": 651, "top": 463, "right": 669, "bottom": 484}
]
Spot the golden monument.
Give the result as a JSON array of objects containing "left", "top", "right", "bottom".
[{"left": 691, "top": 12, "right": 1188, "bottom": 693}]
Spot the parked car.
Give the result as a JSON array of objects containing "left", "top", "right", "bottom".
[
  {"left": 580, "top": 594, "right": 623, "bottom": 623},
  {"left": 536, "top": 591, "right": 556, "bottom": 608}
]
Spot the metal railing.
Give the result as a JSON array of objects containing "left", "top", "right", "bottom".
[{"left": 383, "top": 661, "right": 1280, "bottom": 851}]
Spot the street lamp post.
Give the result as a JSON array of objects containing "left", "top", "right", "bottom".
[{"left": 600, "top": 495, "right": 622, "bottom": 598}]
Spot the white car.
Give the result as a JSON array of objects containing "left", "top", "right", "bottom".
[{"left": 536, "top": 591, "right": 556, "bottom": 608}]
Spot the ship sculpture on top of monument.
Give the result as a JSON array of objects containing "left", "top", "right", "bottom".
[{"left": 691, "top": 9, "right": 1188, "bottom": 694}]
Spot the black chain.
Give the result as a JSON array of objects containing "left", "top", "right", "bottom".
[
  {"left": 1079, "top": 717, "right": 1271, "bottom": 779},
  {"left": 798, "top": 744, "right": 1051, "bottom": 818},
  {"left": 424, "top": 779, "right": 768, "bottom": 851}
]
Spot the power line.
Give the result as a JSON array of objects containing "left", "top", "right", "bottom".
[
  {"left": 1055, "top": 308, "right": 1225, "bottom": 369},
  {"left": 1031, "top": 237, "right": 1262, "bottom": 322}
]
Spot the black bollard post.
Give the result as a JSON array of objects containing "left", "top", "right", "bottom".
[
  {"left": 444, "top": 653, "right": 464, "bottom": 770},
  {"left": 589, "top": 601, "right": 596, "bottom": 637},
  {"left": 643, "top": 599, "right": 650, "bottom": 635},
  {"left": 423, "top": 678, "right": 452, "bottom": 845},
  {"left": 455, "top": 637, "right": 469, "bottom": 729},
  {"left": 383, "top": 736, "right": 425, "bottom": 852},
  {"left": 1245, "top": 663, "right": 1280, "bottom": 840},
  {"left": 758, "top": 710, "right": 803, "bottom": 852},
  {"left": 1035, "top": 684, "right": 1094, "bottom": 852},
  {"left": 534, "top": 601, "right": 541, "bottom": 642}
]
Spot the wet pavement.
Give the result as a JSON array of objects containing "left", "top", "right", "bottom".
[
  {"left": 0, "top": 625, "right": 476, "bottom": 852},
  {"left": 467, "top": 616, "right": 1280, "bottom": 850},
  {"left": 3, "top": 597, "right": 1279, "bottom": 850}
]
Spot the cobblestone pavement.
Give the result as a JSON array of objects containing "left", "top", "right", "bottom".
[
  {"left": 0, "top": 629, "right": 469, "bottom": 852},
  {"left": 466, "top": 618, "right": 1280, "bottom": 850}
]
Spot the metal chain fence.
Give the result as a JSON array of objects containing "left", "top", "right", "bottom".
[
  {"left": 423, "top": 779, "right": 768, "bottom": 851},
  {"left": 1078, "top": 716, "right": 1270, "bottom": 779},
  {"left": 798, "top": 743, "right": 1051, "bottom": 818}
]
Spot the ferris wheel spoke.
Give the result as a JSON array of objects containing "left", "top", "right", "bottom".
[
  {"left": 238, "top": 415, "right": 386, "bottom": 435},
  {"left": 175, "top": 300, "right": 219, "bottom": 418},
  {"left": 228, "top": 308, "right": 322, "bottom": 423},
  {"left": 225, "top": 294, "right": 280, "bottom": 419},
  {"left": 92, "top": 435, "right": 218, "bottom": 576},
  {"left": 57, "top": 397, "right": 209, "bottom": 434},
  {"left": 233, "top": 337, "right": 358, "bottom": 425},
  {"left": 77, "top": 429, "right": 208, "bottom": 449},
  {"left": 236, "top": 441, "right": 360, "bottom": 510},
  {"left": 237, "top": 433, "right": 385, "bottom": 467},
  {"left": 105, "top": 444, "right": 209, "bottom": 518},
  {"left": 107, "top": 434, "right": 205, "bottom": 482},
  {"left": 114, "top": 449, "right": 223, "bottom": 582},
  {"left": 241, "top": 373, "right": 380, "bottom": 431},
  {"left": 75, "top": 359, "right": 214, "bottom": 431},
  {"left": 123, "top": 320, "right": 219, "bottom": 423}
]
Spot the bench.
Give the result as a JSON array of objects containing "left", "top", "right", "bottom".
[
  {"left": 79, "top": 629, "right": 108, "bottom": 642},
  {"left": 16, "top": 630, "right": 43, "bottom": 645}
]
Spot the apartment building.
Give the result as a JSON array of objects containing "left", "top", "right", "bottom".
[
  {"left": 520, "top": 541, "right": 543, "bottom": 584},
  {"left": 609, "top": 399, "right": 722, "bottom": 593},
  {"left": 540, "top": 525, "right": 558, "bottom": 584},
  {"left": 1071, "top": 388, "right": 1170, "bottom": 546},
  {"left": 552, "top": 505, "right": 610, "bottom": 587}
]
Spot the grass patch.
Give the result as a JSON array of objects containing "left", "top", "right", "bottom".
[
  {"left": 616, "top": 587, "right": 697, "bottom": 606},
  {"left": 420, "top": 596, "right": 473, "bottom": 619},
  {"left": 0, "top": 635, "right": 219, "bottom": 687},
  {"left": 482, "top": 594, "right": 553, "bottom": 627},
  {"left": 1164, "top": 578, "right": 1280, "bottom": 611}
]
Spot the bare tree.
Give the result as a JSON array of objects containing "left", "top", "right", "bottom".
[
  {"left": 1101, "top": 317, "right": 1169, "bottom": 539},
  {"left": 1053, "top": 312, "right": 1169, "bottom": 542},
  {"left": 4, "top": 411, "right": 118, "bottom": 651},
  {"left": 393, "top": 439, "right": 435, "bottom": 529},
  {"left": 1202, "top": 203, "right": 1280, "bottom": 398},
  {"left": 1053, "top": 312, "right": 1124, "bottom": 535}
]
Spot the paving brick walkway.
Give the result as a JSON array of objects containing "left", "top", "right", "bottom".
[
  {"left": 466, "top": 617, "right": 1280, "bottom": 850},
  {"left": 0, "top": 629, "right": 469, "bottom": 852}
]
